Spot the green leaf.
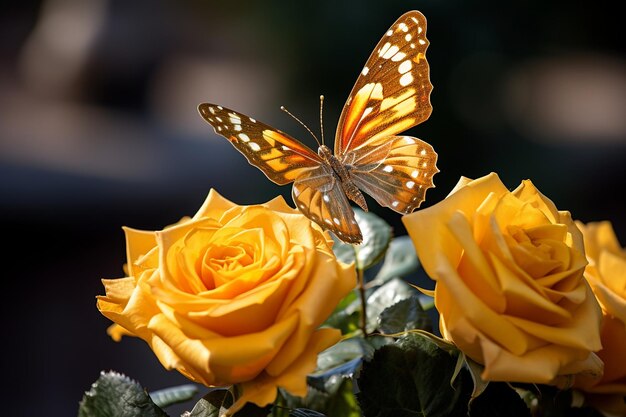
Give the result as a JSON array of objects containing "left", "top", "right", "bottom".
[
  {"left": 366, "top": 278, "right": 419, "bottom": 332},
  {"left": 308, "top": 357, "right": 362, "bottom": 393},
  {"left": 357, "top": 333, "right": 471, "bottom": 417},
  {"left": 324, "top": 378, "right": 361, "bottom": 417},
  {"left": 187, "top": 388, "right": 232, "bottom": 417},
  {"left": 332, "top": 209, "right": 392, "bottom": 270},
  {"left": 150, "top": 384, "right": 198, "bottom": 408},
  {"left": 277, "top": 379, "right": 360, "bottom": 417},
  {"left": 78, "top": 371, "right": 168, "bottom": 417},
  {"left": 316, "top": 337, "right": 375, "bottom": 372},
  {"left": 369, "top": 236, "right": 420, "bottom": 287},
  {"left": 188, "top": 387, "right": 270, "bottom": 417},
  {"left": 378, "top": 296, "right": 431, "bottom": 334}
]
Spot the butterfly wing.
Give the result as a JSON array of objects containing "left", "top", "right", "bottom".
[
  {"left": 198, "top": 103, "right": 322, "bottom": 185},
  {"left": 292, "top": 165, "right": 362, "bottom": 244},
  {"left": 334, "top": 10, "right": 433, "bottom": 156},
  {"left": 199, "top": 103, "right": 362, "bottom": 243},
  {"left": 345, "top": 135, "right": 438, "bottom": 214}
]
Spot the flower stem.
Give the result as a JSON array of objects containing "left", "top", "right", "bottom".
[{"left": 357, "top": 264, "right": 368, "bottom": 337}]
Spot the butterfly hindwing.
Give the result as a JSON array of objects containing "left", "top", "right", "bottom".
[
  {"left": 292, "top": 165, "right": 362, "bottom": 244},
  {"left": 199, "top": 10, "right": 438, "bottom": 245},
  {"left": 335, "top": 10, "right": 433, "bottom": 156},
  {"left": 198, "top": 103, "right": 322, "bottom": 185},
  {"left": 346, "top": 135, "right": 438, "bottom": 214}
]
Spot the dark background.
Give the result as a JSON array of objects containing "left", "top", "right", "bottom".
[{"left": 2, "top": 1, "right": 624, "bottom": 415}]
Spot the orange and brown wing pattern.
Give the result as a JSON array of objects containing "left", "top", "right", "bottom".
[
  {"left": 346, "top": 135, "right": 438, "bottom": 214},
  {"left": 292, "top": 164, "right": 362, "bottom": 244},
  {"left": 198, "top": 103, "right": 322, "bottom": 185},
  {"left": 334, "top": 10, "right": 433, "bottom": 155}
]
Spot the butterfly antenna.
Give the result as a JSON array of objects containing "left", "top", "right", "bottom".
[
  {"left": 319, "top": 95, "right": 325, "bottom": 147},
  {"left": 280, "top": 105, "right": 322, "bottom": 147}
]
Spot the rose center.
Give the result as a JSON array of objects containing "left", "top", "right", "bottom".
[
  {"left": 507, "top": 225, "right": 566, "bottom": 279},
  {"left": 206, "top": 244, "right": 254, "bottom": 270},
  {"left": 198, "top": 240, "right": 259, "bottom": 290}
]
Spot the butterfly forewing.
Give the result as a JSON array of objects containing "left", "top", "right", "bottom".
[
  {"left": 346, "top": 135, "right": 438, "bottom": 214},
  {"left": 198, "top": 103, "right": 322, "bottom": 185},
  {"left": 198, "top": 10, "right": 438, "bottom": 245},
  {"left": 335, "top": 10, "right": 433, "bottom": 155},
  {"left": 292, "top": 165, "right": 362, "bottom": 244}
]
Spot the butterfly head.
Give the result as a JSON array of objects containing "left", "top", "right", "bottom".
[{"left": 317, "top": 144, "right": 333, "bottom": 162}]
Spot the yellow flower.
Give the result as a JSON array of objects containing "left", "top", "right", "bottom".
[
  {"left": 574, "top": 221, "right": 626, "bottom": 415},
  {"left": 402, "top": 173, "right": 603, "bottom": 384},
  {"left": 97, "top": 190, "right": 356, "bottom": 414}
]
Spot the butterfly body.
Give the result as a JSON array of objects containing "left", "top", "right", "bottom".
[
  {"left": 317, "top": 144, "right": 369, "bottom": 213},
  {"left": 199, "top": 10, "right": 439, "bottom": 244}
]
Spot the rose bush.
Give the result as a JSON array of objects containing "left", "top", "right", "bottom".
[
  {"left": 96, "top": 190, "right": 356, "bottom": 414},
  {"left": 402, "top": 172, "right": 603, "bottom": 385},
  {"left": 574, "top": 221, "right": 626, "bottom": 415}
]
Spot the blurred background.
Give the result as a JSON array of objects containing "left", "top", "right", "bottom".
[{"left": 2, "top": 0, "right": 624, "bottom": 415}]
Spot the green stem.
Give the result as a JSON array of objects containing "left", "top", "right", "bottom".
[{"left": 357, "top": 264, "right": 368, "bottom": 337}]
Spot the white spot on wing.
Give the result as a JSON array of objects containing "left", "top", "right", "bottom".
[
  {"left": 392, "top": 201, "right": 399, "bottom": 207},
  {"left": 382, "top": 44, "right": 400, "bottom": 59},
  {"left": 249, "top": 117, "right": 256, "bottom": 123},
  {"left": 391, "top": 52, "right": 406, "bottom": 62},
  {"left": 398, "top": 22, "right": 408, "bottom": 32},
  {"left": 333, "top": 217, "right": 340, "bottom": 225},
  {"left": 371, "top": 83, "right": 384, "bottom": 99},
  {"left": 420, "top": 148, "right": 427, "bottom": 155},
  {"left": 404, "top": 137, "right": 416, "bottom": 144},
  {"left": 323, "top": 194, "right": 330, "bottom": 202},
  {"left": 386, "top": 30, "right": 393, "bottom": 36},
  {"left": 230, "top": 117, "right": 241, "bottom": 125},
  {"left": 405, "top": 34, "right": 412, "bottom": 41},
  {"left": 217, "top": 106, "right": 223, "bottom": 110},
  {"left": 399, "top": 60, "right": 412, "bottom": 74},
  {"left": 249, "top": 142, "right": 261, "bottom": 151},
  {"left": 216, "top": 117, "right": 223, "bottom": 122},
  {"left": 383, "top": 165, "right": 393, "bottom": 173},
  {"left": 361, "top": 66, "right": 369, "bottom": 76},
  {"left": 411, "top": 170, "right": 419, "bottom": 178},
  {"left": 209, "top": 107, "right": 216, "bottom": 114},
  {"left": 406, "top": 181, "right": 415, "bottom": 189},
  {"left": 234, "top": 125, "right": 242, "bottom": 131},
  {"left": 378, "top": 42, "right": 391, "bottom": 57},
  {"left": 238, "top": 133, "right": 250, "bottom": 142},
  {"left": 282, "top": 145, "right": 290, "bottom": 151},
  {"left": 399, "top": 73, "right": 414, "bottom": 87},
  {"left": 419, "top": 39, "right": 426, "bottom": 45}
]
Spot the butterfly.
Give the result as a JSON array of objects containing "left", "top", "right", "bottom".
[{"left": 199, "top": 10, "right": 438, "bottom": 244}]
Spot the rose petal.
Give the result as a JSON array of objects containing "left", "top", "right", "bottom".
[{"left": 192, "top": 189, "right": 238, "bottom": 221}]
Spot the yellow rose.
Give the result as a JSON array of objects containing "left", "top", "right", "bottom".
[
  {"left": 574, "top": 221, "right": 626, "bottom": 414},
  {"left": 97, "top": 190, "right": 356, "bottom": 414},
  {"left": 402, "top": 173, "right": 603, "bottom": 384}
]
